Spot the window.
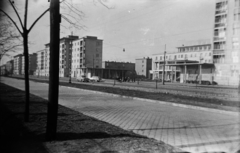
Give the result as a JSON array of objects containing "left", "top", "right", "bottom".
[
  {"left": 160, "top": 56, "right": 162, "bottom": 60},
  {"left": 209, "top": 52, "right": 212, "bottom": 56},
  {"left": 181, "top": 55, "right": 183, "bottom": 58},
  {"left": 96, "top": 54, "right": 99, "bottom": 57}
]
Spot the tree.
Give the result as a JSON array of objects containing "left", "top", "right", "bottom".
[
  {"left": 0, "top": 0, "right": 50, "bottom": 122},
  {"left": 1, "top": 0, "right": 111, "bottom": 139},
  {"left": 0, "top": 16, "right": 22, "bottom": 61},
  {"left": 0, "top": 0, "right": 88, "bottom": 122}
]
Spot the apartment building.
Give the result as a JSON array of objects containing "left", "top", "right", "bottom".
[
  {"left": 13, "top": 54, "right": 22, "bottom": 75},
  {"left": 21, "top": 53, "right": 37, "bottom": 75},
  {"left": 43, "top": 35, "right": 79, "bottom": 77},
  {"left": 71, "top": 36, "right": 103, "bottom": 78},
  {"left": 213, "top": 0, "right": 240, "bottom": 85},
  {"left": 152, "top": 43, "right": 213, "bottom": 83},
  {"left": 135, "top": 57, "right": 152, "bottom": 78},
  {"left": 35, "top": 49, "right": 46, "bottom": 76},
  {"left": 6, "top": 60, "right": 14, "bottom": 75}
]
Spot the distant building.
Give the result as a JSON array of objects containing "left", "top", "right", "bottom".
[
  {"left": 135, "top": 57, "right": 152, "bottom": 79},
  {"left": 152, "top": 43, "right": 213, "bottom": 83},
  {"left": 21, "top": 53, "right": 37, "bottom": 75},
  {"left": 101, "top": 61, "right": 135, "bottom": 79},
  {"left": 6, "top": 60, "right": 14, "bottom": 75},
  {"left": 0, "top": 64, "right": 6, "bottom": 76},
  {"left": 13, "top": 54, "right": 22, "bottom": 75},
  {"left": 71, "top": 36, "right": 103, "bottom": 78},
  {"left": 35, "top": 49, "right": 46, "bottom": 76},
  {"left": 102, "top": 61, "right": 135, "bottom": 70},
  {"left": 212, "top": 0, "right": 240, "bottom": 85}
]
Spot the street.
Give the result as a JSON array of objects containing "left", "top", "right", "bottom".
[{"left": 1, "top": 77, "right": 240, "bottom": 153}]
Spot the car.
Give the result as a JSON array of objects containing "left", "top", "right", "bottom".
[
  {"left": 89, "top": 76, "right": 101, "bottom": 82},
  {"left": 76, "top": 76, "right": 89, "bottom": 82}
]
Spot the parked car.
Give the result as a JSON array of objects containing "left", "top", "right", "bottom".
[
  {"left": 76, "top": 76, "right": 89, "bottom": 82},
  {"left": 89, "top": 76, "right": 101, "bottom": 82}
]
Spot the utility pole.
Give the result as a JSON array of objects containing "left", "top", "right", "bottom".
[
  {"left": 163, "top": 45, "right": 166, "bottom": 85},
  {"left": 69, "top": 32, "right": 73, "bottom": 84},
  {"left": 46, "top": 0, "right": 60, "bottom": 141}
]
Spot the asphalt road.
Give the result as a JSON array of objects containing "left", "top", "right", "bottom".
[
  {"left": 1, "top": 77, "right": 240, "bottom": 153},
  {"left": 25, "top": 75, "right": 239, "bottom": 101}
]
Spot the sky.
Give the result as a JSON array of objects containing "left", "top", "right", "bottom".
[{"left": 1, "top": 0, "right": 215, "bottom": 64}]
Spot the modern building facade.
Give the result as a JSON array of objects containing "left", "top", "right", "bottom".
[
  {"left": 152, "top": 43, "right": 214, "bottom": 83},
  {"left": 71, "top": 36, "right": 103, "bottom": 78},
  {"left": 135, "top": 57, "right": 152, "bottom": 78},
  {"left": 21, "top": 53, "right": 37, "bottom": 75},
  {"left": 213, "top": 0, "right": 240, "bottom": 85},
  {"left": 13, "top": 54, "right": 22, "bottom": 75}
]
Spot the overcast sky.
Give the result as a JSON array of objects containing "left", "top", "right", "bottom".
[{"left": 1, "top": 0, "right": 215, "bottom": 64}]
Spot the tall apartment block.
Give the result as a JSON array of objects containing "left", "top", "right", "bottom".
[
  {"left": 13, "top": 54, "right": 22, "bottom": 75},
  {"left": 21, "top": 53, "right": 37, "bottom": 75},
  {"left": 71, "top": 36, "right": 103, "bottom": 78},
  {"left": 36, "top": 49, "right": 46, "bottom": 76},
  {"left": 213, "top": 0, "right": 240, "bottom": 85},
  {"left": 44, "top": 35, "right": 79, "bottom": 77}
]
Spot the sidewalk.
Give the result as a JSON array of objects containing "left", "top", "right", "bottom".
[{"left": 0, "top": 83, "right": 181, "bottom": 153}]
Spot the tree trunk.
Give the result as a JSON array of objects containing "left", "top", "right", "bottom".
[
  {"left": 46, "top": 0, "right": 60, "bottom": 141},
  {"left": 23, "top": 32, "right": 30, "bottom": 122}
]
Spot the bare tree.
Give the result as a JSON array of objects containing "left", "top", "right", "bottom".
[
  {"left": 0, "top": 17, "right": 22, "bottom": 61},
  {"left": 0, "top": 0, "right": 89, "bottom": 122}
]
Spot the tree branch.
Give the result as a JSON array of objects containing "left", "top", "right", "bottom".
[
  {"left": 0, "top": 9, "right": 23, "bottom": 36},
  {"left": 8, "top": 0, "right": 24, "bottom": 30},
  {"left": 28, "top": 8, "right": 50, "bottom": 33}
]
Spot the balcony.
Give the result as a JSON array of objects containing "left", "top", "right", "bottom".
[
  {"left": 213, "top": 37, "right": 226, "bottom": 42},
  {"left": 215, "top": 23, "right": 226, "bottom": 28},
  {"left": 213, "top": 50, "right": 225, "bottom": 55},
  {"left": 215, "top": 10, "right": 227, "bottom": 14}
]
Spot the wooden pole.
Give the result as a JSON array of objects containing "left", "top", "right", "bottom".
[{"left": 46, "top": 0, "right": 60, "bottom": 141}]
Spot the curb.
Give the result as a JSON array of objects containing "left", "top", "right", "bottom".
[{"left": 64, "top": 86, "right": 239, "bottom": 116}]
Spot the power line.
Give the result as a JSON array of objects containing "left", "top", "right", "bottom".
[{"left": 103, "top": 27, "right": 213, "bottom": 49}]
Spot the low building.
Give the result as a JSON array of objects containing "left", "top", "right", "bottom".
[
  {"left": 135, "top": 57, "right": 152, "bottom": 79},
  {"left": 152, "top": 43, "right": 214, "bottom": 84},
  {"left": 101, "top": 61, "right": 135, "bottom": 79}
]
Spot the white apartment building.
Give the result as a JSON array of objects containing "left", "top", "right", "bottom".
[
  {"left": 152, "top": 43, "right": 213, "bottom": 83},
  {"left": 35, "top": 49, "right": 46, "bottom": 76},
  {"left": 13, "top": 54, "right": 22, "bottom": 75},
  {"left": 213, "top": 0, "right": 240, "bottom": 85},
  {"left": 21, "top": 53, "right": 37, "bottom": 75},
  {"left": 71, "top": 36, "right": 103, "bottom": 78}
]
